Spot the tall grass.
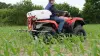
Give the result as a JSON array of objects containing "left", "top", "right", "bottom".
[{"left": 0, "top": 24, "right": 100, "bottom": 56}]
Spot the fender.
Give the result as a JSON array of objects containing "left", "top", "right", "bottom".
[{"left": 70, "top": 17, "right": 85, "bottom": 30}]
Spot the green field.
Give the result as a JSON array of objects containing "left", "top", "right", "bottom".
[{"left": 0, "top": 24, "right": 100, "bottom": 56}]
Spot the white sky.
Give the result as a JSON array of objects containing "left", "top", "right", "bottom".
[{"left": 0, "top": 0, "right": 85, "bottom": 10}]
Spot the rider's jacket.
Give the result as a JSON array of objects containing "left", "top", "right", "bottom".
[{"left": 45, "top": 3, "right": 63, "bottom": 17}]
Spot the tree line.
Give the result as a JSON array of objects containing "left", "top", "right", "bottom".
[
  {"left": 0, "top": 0, "right": 43, "bottom": 25},
  {"left": 82, "top": 0, "right": 100, "bottom": 24},
  {"left": 0, "top": 0, "right": 100, "bottom": 25}
]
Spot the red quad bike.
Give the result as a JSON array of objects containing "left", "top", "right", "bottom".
[{"left": 27, "top": 10, "right": 86, "bottom": 42}]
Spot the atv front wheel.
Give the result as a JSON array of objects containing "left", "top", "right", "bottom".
[{"left": 73, "top": 25, "right": 86, "bottom": 40}]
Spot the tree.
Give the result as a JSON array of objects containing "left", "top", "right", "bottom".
[
  {"left": 0, "top": 0, "right": 43, "bottom": 25},
  {"left": 82, "top": 0, "right": 100, "bottom": 23},
  {"left": 0, "top": 2, "right": 11, "bottom": 9}
]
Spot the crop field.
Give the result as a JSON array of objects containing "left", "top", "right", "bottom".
[{"left": 0, "top": 24, "right": 100, "bottom": 56}]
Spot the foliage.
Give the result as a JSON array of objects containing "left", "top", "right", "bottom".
[
  {"left": 0, "top": 2, "right": 12, "bottom": 9},
  {"left": 0, "top": 1, "right": 43, "bottom": 25},
  {"left": 0, "top": 24, "right": 100, "bottom": 56},
  {"left": 82, "top": 0, "right": 100, "bottom": 23}
]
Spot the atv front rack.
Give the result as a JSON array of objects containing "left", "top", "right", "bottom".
[{"left": 15, "top": 29, "right": 49, "bottom": 33}]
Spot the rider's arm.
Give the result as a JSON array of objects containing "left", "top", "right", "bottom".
[{"left": 50, "top": 5, "right": 64, "bottom": 14}]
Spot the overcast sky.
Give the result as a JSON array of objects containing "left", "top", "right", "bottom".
[{"left": 0, "top": 0, "right": 85, "bottom": 10}]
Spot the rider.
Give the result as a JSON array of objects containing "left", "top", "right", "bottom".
[{"left": 45, "top": 0, "right": 65, "bottom": 33}]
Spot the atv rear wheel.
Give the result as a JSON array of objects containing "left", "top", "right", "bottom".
[
  {"left": 38, "top": 27, "right": 56, "bottom": 44},
  {"left": 73, "top": 25, "right": 86, "bottom": 40}
]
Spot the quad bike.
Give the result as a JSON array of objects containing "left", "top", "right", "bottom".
[{"left": 27, "top": 10, "right": 86, "bottom": 42}]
